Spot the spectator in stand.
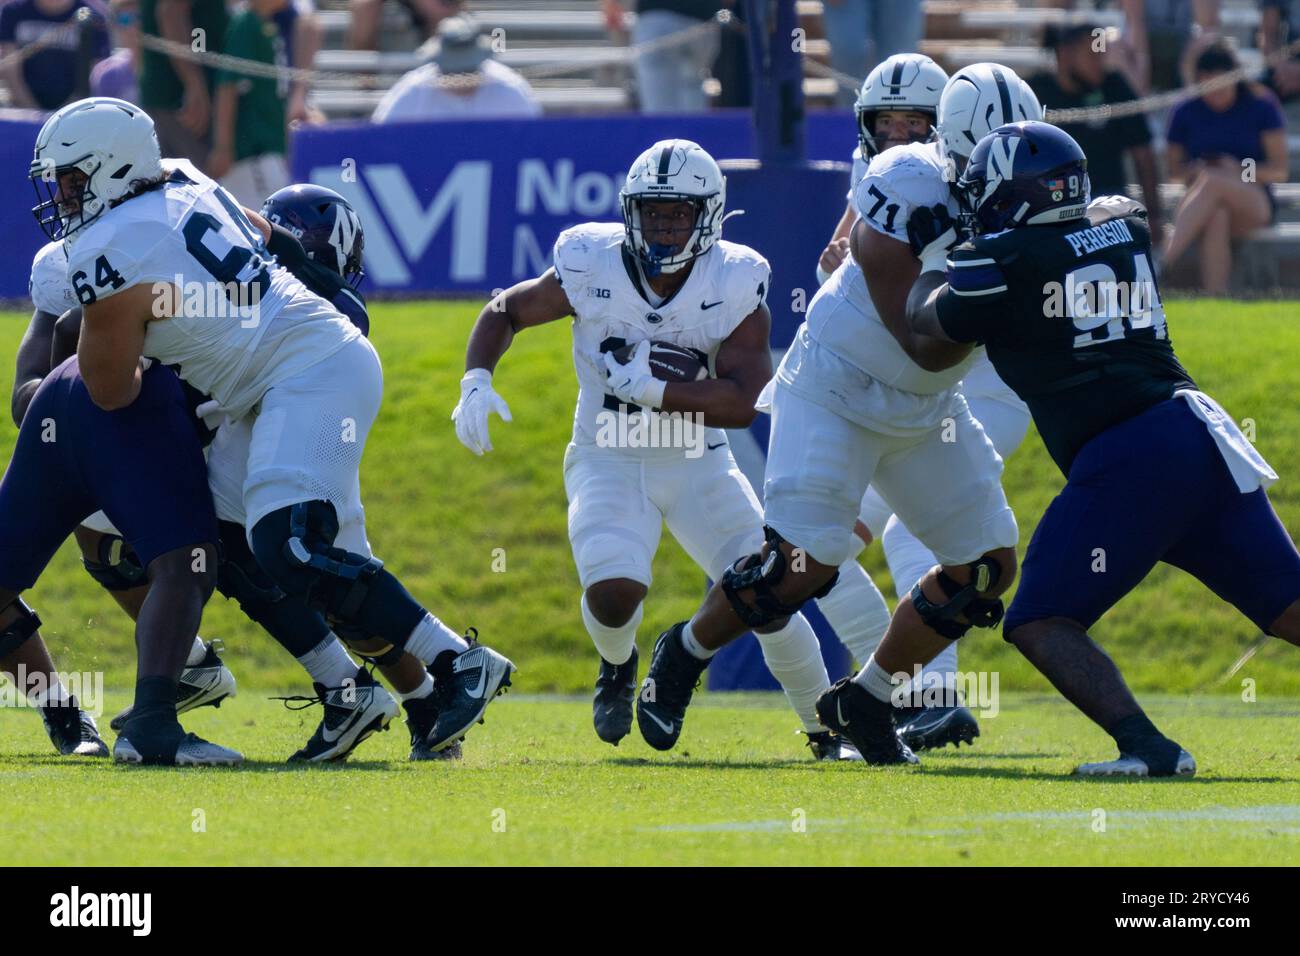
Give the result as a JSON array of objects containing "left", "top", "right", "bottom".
[
  {"left": 348, "top": 0, "right": 461, "bottom": 50},
  {"left": 603, "top": 0, "right": 724, "bottom": 114},
  {"left": 90, "top": 0, "right": 140, "bottom": 103},
  {"left": 1107, "top": 0, "right": 1221, "bottom": 93},
  {"left": 1260, "top": 0, "right": 1300, "bottom": 102},
  {"left": 209, "top": 0, "right": 295, "bottom": 205},
  {"left": 818, "top": 0, "right": 923, "bottom": 107},
  {"left": 1030, "top": 22, "right": 1164, "bottom": 239},
  {"left": 0, "top": 0, "right": 109, "bottom": 110},
  {"left": 372, "top": 15, "right": 540, "bottom": 122},
  {"left": 1161, "top": 40, "right": 1289, "bottom": 294},
  {"left": 274, "top": 0, "right": 324, "bottom": 125},
  {"left": 138, "top": 0, "right": 228, "bottom": 166}
]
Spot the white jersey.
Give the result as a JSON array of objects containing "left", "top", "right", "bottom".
[
  {"left": 65, "top": 164, "right": 360, "bottom": 419},
  {"left": 847, "top": 144, "right": 869, "bottom": 201},
  {"left": 553, "top": 222, "right": 769, "bottom": 456},
  {"left": 29, "top": 240, "right": 74, "bottom": 316},
  {"left": 787, "top": 140, "right": 1030, "bottom": 431}
]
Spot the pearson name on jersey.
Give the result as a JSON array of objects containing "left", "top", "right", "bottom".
[
  {"left": 801, "top": 141, "right": 975, "bottom": 400},
  {"left": 64, "top": 164, "right": 362, "bottom": 420},
  {"left": 552, "top": 222, "right": 768, "bottom": 454},
  {"left": 936, "top": 196, "right": 1196, "bottom": 474}
]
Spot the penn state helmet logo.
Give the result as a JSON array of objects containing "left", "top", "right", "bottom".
[{"left": 646, "top": 312, "right": 663, "bottom": 324}]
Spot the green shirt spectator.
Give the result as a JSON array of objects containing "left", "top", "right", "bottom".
[
  {"left": 217, "top": 4, "right": 289, "bottom": 161},
  {"left": 139, "top": 0, "right": 228, "bottom": 109},
  {"left": 210, "top": 0, "right": 294, "bottom": 207}
]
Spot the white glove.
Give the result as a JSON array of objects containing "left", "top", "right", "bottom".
[
  {"left": 194, "top": 399, "right": 228, "bottom": 431},
  {"left": 603, "top": 340, "right": 666, "bottom": 409},
  {"left": 918, "top": 233, "right": 957, "bottom": 275},
  {"left": 452, "top": 368, "right": 512, "bottom": 455}
]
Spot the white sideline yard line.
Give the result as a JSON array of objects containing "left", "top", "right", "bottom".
[{"left": 642, "top": 805, "right": 1300, "bottom": 835}]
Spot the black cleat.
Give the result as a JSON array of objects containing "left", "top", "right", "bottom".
[
  {"left": 110, "top": 638, "right": 237, "bottom": 731},
  {"left": 41, "top": 699, "right": 109, "bottom": 757},
  {"left": 804, "top": 730, "right": 863, "bottom": 762},
  {"left": 423, "top": 632, "right": 515, "bottom": 753},
  {"left": 894, "top": 704, "right": 980, "bottom": 752},
  {"left": 636, "top": 624, "right": 709, "bottom": 751},
  {"left": 403, "top": 690, "right": 463, "bottom": 761},
  {"left": 815, "top": 677, "right": 919, "bottom": 766},
  {"left": 284, "top": 667, "right": 399, "bottom": 763},
  {"left": 593, "top": 647, "right": 638, "bottom": 746}
]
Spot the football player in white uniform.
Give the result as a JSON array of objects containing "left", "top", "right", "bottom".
[
  {"left": 454, "top": 140, "right": 850, "bottom": 758},
  {"left": 29, "top": 97, "right": 513, "bottom": 758},
  {"left": 809, "top": 58, "right": 1037, "bottom": 751},
  {"left": 638, "top": 66, "right": 1042, "bottom": 765}
]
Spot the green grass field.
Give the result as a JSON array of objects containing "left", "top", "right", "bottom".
[{"left": 1, "top": 298, "right": 1299, "bottom": 866}]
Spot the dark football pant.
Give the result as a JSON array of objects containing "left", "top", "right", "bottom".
[
  {"left": 1005, "top": 397, "right": 1300, "bottom": 637},
  {"left": 0, "top": 357, "right": 217, "bottom": 593}
]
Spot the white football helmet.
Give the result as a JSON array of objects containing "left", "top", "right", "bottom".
[
  {"left": 855, "top": 53, "right": 949, "bottom": 160},
  {"left": 29, "top": 97, "right": 163, "bottom": 240},
  {"left": 620, "top": 139, "right": 726, "bottom": 276},
  {"left": 937, "top": 63, "right": 1043, "bottom": 174}
]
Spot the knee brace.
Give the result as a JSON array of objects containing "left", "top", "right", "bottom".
[
  {"left": 0, "top": 598, "right": 41, "bottom": 657},
  {"left": 721, "top": 527, "right": 839, "bottom": 629},
  {"left": 910, "top": 556, "right": 1005, "bottom": 641},
  {"left": 251, "top": 502, "right": 396, "bottom": 657},
  {"left": 81, "top": 534, "right": 147, "bottom": 592}
]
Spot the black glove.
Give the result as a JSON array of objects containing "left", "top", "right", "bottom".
[{"left": 906, "top": 203, "right": 961, "bottom": 257}]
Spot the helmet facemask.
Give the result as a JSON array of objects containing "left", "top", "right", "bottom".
[
  {"left": 30, "top": 156, "right": 103, "bottom": 241},
  {"left": 621, "top": 194, "right": 716, "bottom": 278},
  {"left": 856, "top": 108, "right": 937, "bottom": 160}
]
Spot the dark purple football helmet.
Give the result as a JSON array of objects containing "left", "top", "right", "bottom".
[
  {"left": 958, "top": 121, "right": 1090, "bottom": 235},
  {"left": 260, "top": 184, "right": 365, "bottom": 288}
]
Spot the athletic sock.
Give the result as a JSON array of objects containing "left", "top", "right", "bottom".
[
  {"left": 852, "top": 656, "right": 899, "bottom": 704},
  {"left": 679, "top": 621, "right": 716, "bottom": 660},
  {"left": 129, "top": 675, "right": 181, "bottom": 726},
  {"left": 756, "top": 614, "right": 830, "bottom": 732},
  {"left": 186, "top": 636, "right": 209, "bottom": 667},
  {"left": 400, "top": 671, "right": 435, "bottom": 702},
  {"left": 405, "top": 613, "right": 469, "bottom": 665},
  {"left": 881, "top": 514, "right": 938, "bottom": 602},
  {"left": 296, "top": 636, "right": 357, "bottom": 688},
  {"left": 815, "top": 560, "right": 892, "bottom": 664},
  {"left": 581, "top": 592, "right": 641, "bottom": 666},
  {"left": 1110, "top": 713, "right": 1183, "bottom": 774}
]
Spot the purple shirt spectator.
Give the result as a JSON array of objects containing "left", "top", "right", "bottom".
[
  {"left": 1166, "top": 85, "right": 1286, "bottom": 165},
  {"left": 0, "top": 0, "right": 110, "bottom": 109},
  {"left": 89, "top": 46, "right": 136, "bottom": 101}
]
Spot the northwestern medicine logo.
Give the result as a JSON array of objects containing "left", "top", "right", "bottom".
[{"left": 50, "top": 886, "right": 151, "bottom": 936}]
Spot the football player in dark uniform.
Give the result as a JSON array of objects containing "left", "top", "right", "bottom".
[{"left": 883, "top": 121, "right": 1300, "bottom": 777}]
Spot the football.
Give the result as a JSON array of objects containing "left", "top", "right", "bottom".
[{"left": 612, "top": 340, "right": 709, "bottom": 382}]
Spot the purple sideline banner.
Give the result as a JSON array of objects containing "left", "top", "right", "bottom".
[{"left": 0, "top": 110, "right": 856, "bottom": 301}]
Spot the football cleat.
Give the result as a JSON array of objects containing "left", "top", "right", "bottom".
[
  {"left": 41, "top": 701, "right": 110, "bottom": 757},
  {"left": 285, "top": 667, "right": 399, "bottom": 763},
  {"left": 636, "top": 624, "right": 709, "bottom": 751},
  {"left": 804, "top": 729, "right": 864, "bottom": 762},
  {"left": 894, "top": 703, "right": 980, "bottom": 751},
  {"left": 423, "top": 633, "right": 515, "bottom": 753},
  {"left": 1075, "top": 749, "right": 1197, "bottom": 778},
  {"left": 593, "top": 646, "right": 638, "bottom": 746},
  {"left": 403, "top": 690, "right": 463, "bottom": 761},
  {"left": 110, "top": 638, "right": 237, "bottom": 731},
  {"left": 815, "top": 677, "right": 919, "bottom": 766},
  {"left": 114, "top": 732, "right": 244, "bottom": 766}
]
